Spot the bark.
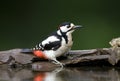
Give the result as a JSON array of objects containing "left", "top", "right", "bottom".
[{"left": 0, "top": 47, "right": 120, "bottom": 71}]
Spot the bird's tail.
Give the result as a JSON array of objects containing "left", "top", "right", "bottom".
[
  {"left": 21, "top": 48, "right": 33, "bottom": 54},
  {"left": 21, "top": 48, "right": 47, "bottom": 59}
]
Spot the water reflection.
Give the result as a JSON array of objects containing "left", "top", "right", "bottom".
[
  {"left": 33, "top": 67, "right": 63, "bottom": 81},
  {"left": 0, "top": 66, "right": 120, "bottom": 81}
]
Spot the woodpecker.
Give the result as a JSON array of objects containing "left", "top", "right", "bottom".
[{"left": 32, "top": 22, "right": 82, "bottom": 67}]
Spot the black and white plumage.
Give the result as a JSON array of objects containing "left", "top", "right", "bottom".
[
  {"left": 33, "top": 22, "right": 82, "bottom": 67},
  {"left": 35, "top": 31, "right": 62, "bottom": 51}
]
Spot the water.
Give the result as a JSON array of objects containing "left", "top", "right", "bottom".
[{"left": 0, "top": 66, "right": 120, "bottom": 81}]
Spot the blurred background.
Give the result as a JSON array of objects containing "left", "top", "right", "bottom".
[{"left": 0, "top": 0, "right": 120, "bottom": 50}]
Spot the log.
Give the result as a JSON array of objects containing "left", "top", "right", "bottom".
[{"left": 0, "top": 47, "right": 120, "bottom": 71}]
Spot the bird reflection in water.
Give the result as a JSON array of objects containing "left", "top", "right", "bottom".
[{"left": 33, "top": 67, "right": 63, "bottom": 81}]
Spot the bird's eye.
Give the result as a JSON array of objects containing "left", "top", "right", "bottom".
[{"left": 67, "top": 25, "right": 70, "bottom": 28}]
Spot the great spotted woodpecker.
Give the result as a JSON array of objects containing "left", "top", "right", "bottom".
[{"left": 32, "top": 22, "right": 82, "bottom": 67}]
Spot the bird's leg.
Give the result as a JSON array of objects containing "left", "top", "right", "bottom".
[{"left": 52, "top": 58, "right": 64, "bottom": 68}]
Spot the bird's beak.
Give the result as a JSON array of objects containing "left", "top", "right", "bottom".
[{"left": 73, "top": 25, "right": 82, "bottom": 29}]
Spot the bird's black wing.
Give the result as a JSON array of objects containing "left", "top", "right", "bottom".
[
  {"left": 34, "top": 31, "right": 62, "bottom": 51},
  {"left": 43, "top": 40, "right": 61, "bottom": 50}
]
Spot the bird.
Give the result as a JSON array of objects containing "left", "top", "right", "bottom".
[{"left": 32, "top": 22, "right": 82, "bottom": 67}]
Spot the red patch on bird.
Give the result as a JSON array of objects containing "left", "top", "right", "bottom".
[{"left": 33, "top": 50, "right": 47, "bottom": 59}]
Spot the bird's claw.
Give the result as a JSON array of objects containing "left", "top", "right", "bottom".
[{"left": 52, "top": 61, "right": 65, "bottom": 68}]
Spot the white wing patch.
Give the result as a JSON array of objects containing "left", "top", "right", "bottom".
[{"left": 42, "top": 36, "right": 60, "bottom": 46}]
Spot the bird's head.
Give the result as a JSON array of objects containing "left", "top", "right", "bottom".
[{"left": 58, "top": 22, "right": 82, "bottom": 34}]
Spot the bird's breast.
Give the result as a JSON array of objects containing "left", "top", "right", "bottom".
[
  {"left": 58, "top": 36, "right": 73, "bottom": 54},
  {"left": 65, "top": 34, "right": 73, "bottom": 47}
]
